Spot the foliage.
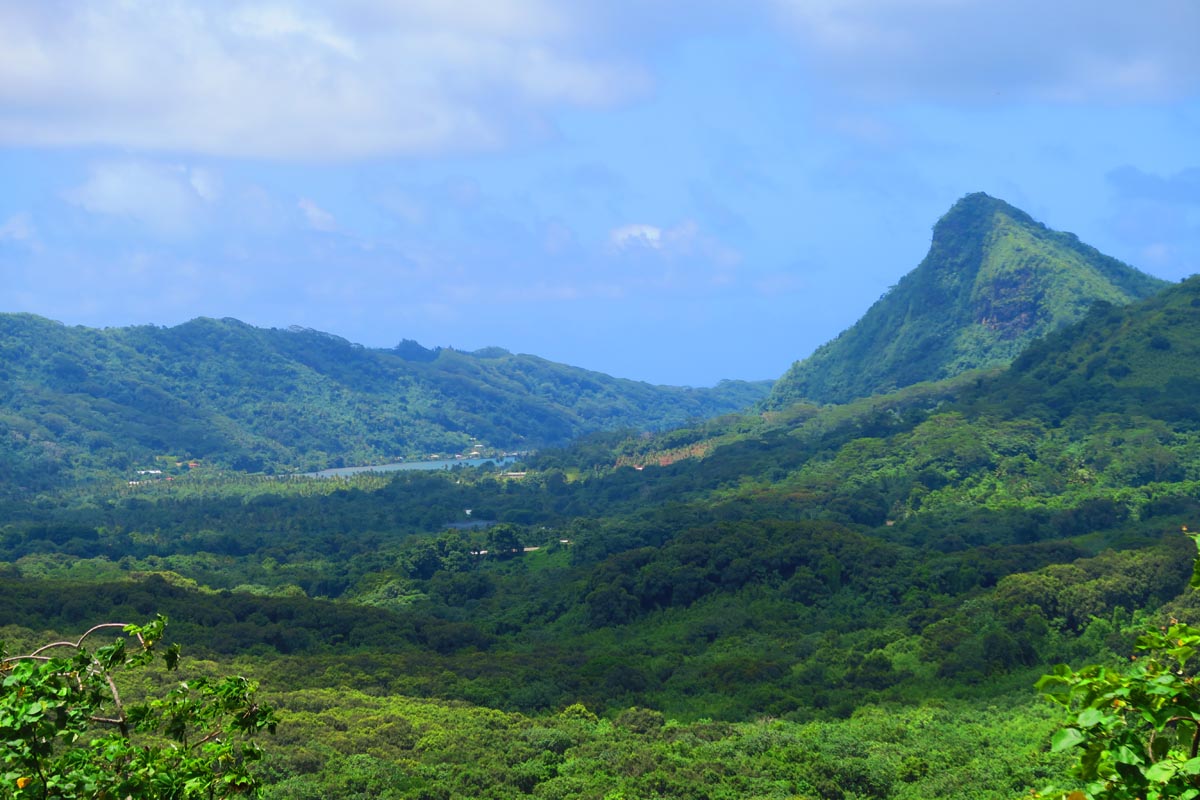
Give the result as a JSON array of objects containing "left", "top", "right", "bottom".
[
  {"left": 1033, "top": 534, "right": 1200, "bottom": 800},
  {"left": 1, "top": 208, "right": 1200, "bottom": 796},
  {"left": 257, "top": 687, "right": 1063, "bottom": 800},
  {"left": 0, "top": 616, "right": 276, "bottom": 799}
]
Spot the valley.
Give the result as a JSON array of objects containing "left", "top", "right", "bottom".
[{"left": 2, "top": 195, "right": 1199, "bottom": 799}]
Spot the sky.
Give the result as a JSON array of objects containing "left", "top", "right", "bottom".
[{"left": 1, "top": 1, "right": 1199, "bottom": 386}]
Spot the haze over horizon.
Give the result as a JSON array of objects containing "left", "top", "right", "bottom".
[{"left": 2, "top": 1, "right": 1198, "bottom": 386}]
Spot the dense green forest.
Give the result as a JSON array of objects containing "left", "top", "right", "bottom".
[
  {"left": 4, "top": 192, "right": 1200, "bottom": 797},
  {"left": 768, "top": 193, "right": 1168, "bottom": 407},
  {"left": 0, "top": 314, "right": 768, "bottom": 491},
  {"left": 3, "top": 271, "right": 1200, "bottom": 797}
]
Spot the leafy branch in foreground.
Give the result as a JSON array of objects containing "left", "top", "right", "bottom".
[
  {"left": 0, "top": 615, "right": 277, "bottom": 799},
  {"left": 1035, "top": 530, "right": 1200, "bottom": 800}
]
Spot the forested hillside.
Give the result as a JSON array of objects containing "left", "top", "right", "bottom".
[
  {"left": 2, "top": 276, "right": 1199, "bottom": 797},
  {"left": 768, "top": 193, "right": 1168, "bottom": 407},
  {"left": 0, "top": 314, "right": 768, "bottom": 492}
]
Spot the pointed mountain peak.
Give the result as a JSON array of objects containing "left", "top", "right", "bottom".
[
  {"left": 939, "top": 192, "right": 1033, "bottom": 227},
  {"left": 923, "top": 193, "right": 1040, "bottom": 278},
  {"left": 767, "top": 194, "right": 1169, "bottom": 407}
]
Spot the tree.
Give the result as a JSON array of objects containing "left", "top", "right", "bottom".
[
  {"left": 486, "top": 524, "right": 524, "bottom": 559},
  {"left": 1035, "top": 532, "right": 1200, "bottom": 800},
  {"left": 0, "top": 616, "right": 277, "bottom": 799}
]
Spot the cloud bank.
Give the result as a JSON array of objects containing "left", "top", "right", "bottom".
[
  {"left": 770, "top": 0, "right": 1200, "bottom": 103},
  {"left": 3, "top": 2, "right": 1195, "bottom": 162},
  {"left": 0, "top": 0, "right": 646, "bottom": 159}
]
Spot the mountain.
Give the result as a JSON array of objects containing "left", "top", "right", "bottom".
[
  {"left": 0, "top": 314, "right": 769, "bottom": 489},
  {"left": 767, "top": 192, "right": 1169, "bottom": 407},
  {"left": 538, "top": 276, "right": 1200, "bottom": 531},
  {"left": 972, "top": 273, "right": 1200, "bottom": 425},
  {"left": 4, "top": 255, "right": 1200, "bottom": 798}
]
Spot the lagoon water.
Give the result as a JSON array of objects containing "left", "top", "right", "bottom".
[{"left": 303, "top": 455, "right": 519, "bottom": 478}]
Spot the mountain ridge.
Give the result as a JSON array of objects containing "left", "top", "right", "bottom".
[{"left": 0, "top": 314, "right": 770, "bottom": 489}]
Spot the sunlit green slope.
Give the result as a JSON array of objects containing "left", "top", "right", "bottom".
[{"left": 768, "top": 192, "right": 1168, "bottom": 407}]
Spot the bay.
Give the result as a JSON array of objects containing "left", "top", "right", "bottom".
[{"left": 303, "top": 455, "right": 520, "bottom": 478}]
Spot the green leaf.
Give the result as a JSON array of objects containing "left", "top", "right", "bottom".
[
  {"left": 1114, "top": 745, "right": 1146, "bottom": 765},
  {"left": 1170, "top": 646, "right": 1197, "bottom": 666},
  {"left": 1145, "top": 760, "right": 1177, "bottom": 782},
  {"left": 1051, "top": 727, "right": 1086, "bottom": 752},
  {"left": 1037, "top": 674, "right": 1074, "bottom": 705}
]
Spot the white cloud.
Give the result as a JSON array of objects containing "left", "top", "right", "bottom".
[
  {"left": 0, "top": 212, "right": 35, "bottom": 245},
  {"left": 229, "top": 4, "right": 360, "bottom": 59},
  {"left": 664, "top": 220, "right": 742, "bottom": 269},
  {"left": 188, "top": 168, "right": 222, "bottom": 203},
  {"left": 0, "top": 1, "right": 1192, "bottom": 163},
  {"left": 609, "top": 223, "right": 663, "bottom": 250},
  {"left": 298, "top": 198, "right": 337, "bottom": 232},
  {"left": 0, "top": 1, "right": 648, "bottom": 159},
  {"left": 608, "top": 219, "right": 741, "bottom": 268},
  {"left": 64, "top": 161, "right": 212, "bottom": 234},
  {"left": 769, "top": 0, "right": 1200, "bottom": 103}
]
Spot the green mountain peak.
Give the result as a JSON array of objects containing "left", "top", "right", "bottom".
[{"left": 767, "top": 192, "right": 1169, "bottom": 406}]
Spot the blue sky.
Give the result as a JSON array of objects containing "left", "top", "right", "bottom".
[{"left": 1, "top": 1, "right": 1198, "bottom": 386}]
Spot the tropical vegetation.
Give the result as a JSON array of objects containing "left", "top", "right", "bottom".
[{"left": 2, "top": 195, "right": 1198, "bottom": 797}]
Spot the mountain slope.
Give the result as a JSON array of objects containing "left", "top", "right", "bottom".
[
  {"left": 0, "top": 315, "right": 769, "bottom": 488},
  {"left": 972, "top": 273, "right": 1200, "bottom": 425},
  {"left": 7, "top": 273, "right": 1200, "bottom": 733},
  {"left": 6, "top": 260, "right": 1200, "bottom": 799},
  {"left": 536, "top": 276, "right": 1200, "bottom": 532},
  {"left": 768, "top": 192, "right": 1168, "bottom": 407}
]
